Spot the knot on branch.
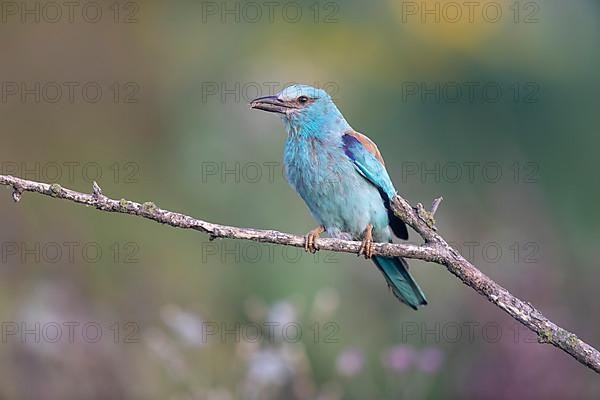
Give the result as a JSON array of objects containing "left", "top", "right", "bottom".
[
  {"left": 142, "top": 201, "right": 157, "bottom": 214},
  {"left": 538, "top": 329, "right": 554, "bottom": 344},
  {"left": 49, "top": 183, "right": 63, "bottom": 197},
  {"left": 11, "top": 185, "right": 23, "bottom": 203},
  {"left": 415, "top": 197, "right": 443, "bottom": 230}
]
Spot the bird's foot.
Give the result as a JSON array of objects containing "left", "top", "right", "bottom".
[
  {"left": 358, "top": 224, "right": 374, "bottom": 259},
  {"left": 304, "top": 226, "right": 325, "bottom": 253}
]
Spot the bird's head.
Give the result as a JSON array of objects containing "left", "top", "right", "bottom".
[{"left": 250, "top": 84, "right": 349, "bottom": 137}]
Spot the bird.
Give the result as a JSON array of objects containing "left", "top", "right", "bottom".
[{"left": 250, "top": 84, "right": 427, "bottom": 310}]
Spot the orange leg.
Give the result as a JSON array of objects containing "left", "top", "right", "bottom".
[
  {"left": 304, "top": 226, "right": 325, "bottom": 253},
  {"left": 358, "top": 224, "right": 374, "bottom": 259}
]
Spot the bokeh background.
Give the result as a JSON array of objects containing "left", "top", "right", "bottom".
[{"left": 1, "top": 0, "right": 599, "bottom": 398}]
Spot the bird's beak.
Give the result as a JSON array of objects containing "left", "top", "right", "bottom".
[{"left": 250, "top": 96, "right": 294, "bottom": 114}]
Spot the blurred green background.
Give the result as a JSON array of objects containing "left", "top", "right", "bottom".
[{"left": 1, "top": 0, "right": 599, "bottom": 398}]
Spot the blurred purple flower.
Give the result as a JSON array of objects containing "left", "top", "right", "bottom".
[
  {"left": 336, "top": 347, "right": 365, "bottom": 377},
  {"left": 382, "top": 345, "right": 416, "bottom": 373},
  {"left": 416, "top": 347, "right": 444, "bottom": 374}
]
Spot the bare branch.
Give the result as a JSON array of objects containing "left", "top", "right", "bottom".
[{"left": 1, "top": 174, "right": 598, "bottom": 373}]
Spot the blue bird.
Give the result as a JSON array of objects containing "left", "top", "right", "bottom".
[{"left": 250, "top": 85, "right": 427, "bottom": 309}]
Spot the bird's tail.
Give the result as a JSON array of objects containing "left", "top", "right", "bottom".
[{"left": 372, "top": 256, "right": 427, "bottom": 310}]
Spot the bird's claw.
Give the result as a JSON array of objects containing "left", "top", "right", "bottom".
[
  {"left": 304, "top": 226, "right": 325, "bottom": 253},
  {"left": 358, "top": 224, "right": 374, "bottom": 259},
  {"left": 358, "top": 238, "right": 374, "bottom": 259}
]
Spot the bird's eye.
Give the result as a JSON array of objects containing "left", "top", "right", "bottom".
[{"left": 298, "top": 96, "right": 309, "bottom": 104}]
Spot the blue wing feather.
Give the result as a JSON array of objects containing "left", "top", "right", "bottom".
[
  {"left": 342, "top": 134, "right": 396, "bottom": 199},
  {"left": 342, "top": 133, "right": 408, "bottom": 240}
]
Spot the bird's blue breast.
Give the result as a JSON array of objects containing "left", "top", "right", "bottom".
[{"left": 284, "top": 135, "right": 392, "bottom": 242}]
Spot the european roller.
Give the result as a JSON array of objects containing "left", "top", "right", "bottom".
[{"left": 250, "top": 85, "right": 427, "bottom": 310}]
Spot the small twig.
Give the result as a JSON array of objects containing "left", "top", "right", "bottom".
[
  {"left": 0, "top": 174, "right": 598, "bottom": 374},
  {"left": 92, "top": 181, "right": 103, "bottom": 198},
  {"left": 430, "top": 196, "right": 443, "bottom": 215}
]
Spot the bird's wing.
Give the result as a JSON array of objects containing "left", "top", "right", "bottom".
[
  {"left": 348, "top": 131, "right": 385, "bottom": 165},
  {"left": 342, "top": 130, "right": 408, "bottom": 240},
  {"left": 342, "top": 130, "right": 395, "bottom": 198}
]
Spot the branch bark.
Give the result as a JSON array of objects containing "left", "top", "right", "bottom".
[{"left": 1, "top": 174, "right": 598, "bottom": 373}]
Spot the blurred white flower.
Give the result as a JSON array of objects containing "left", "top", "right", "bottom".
[
  {"left": 143, "top": 327, "right": 188, "bottom": 381},
  {"left": 266, "top": 301, "right": 297, "bottom": 342},
  {"left": 246, "top": 348, "right": 292, "bottom": 385},
  {"left": 312, "top": 288, "right": 340, "bottom": 318},
  {"left": 160, "top": 304, "right": 206, "bottom": 347},
  {"left": 267, "top": 301, "right": 297, "bottom": 326}
]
